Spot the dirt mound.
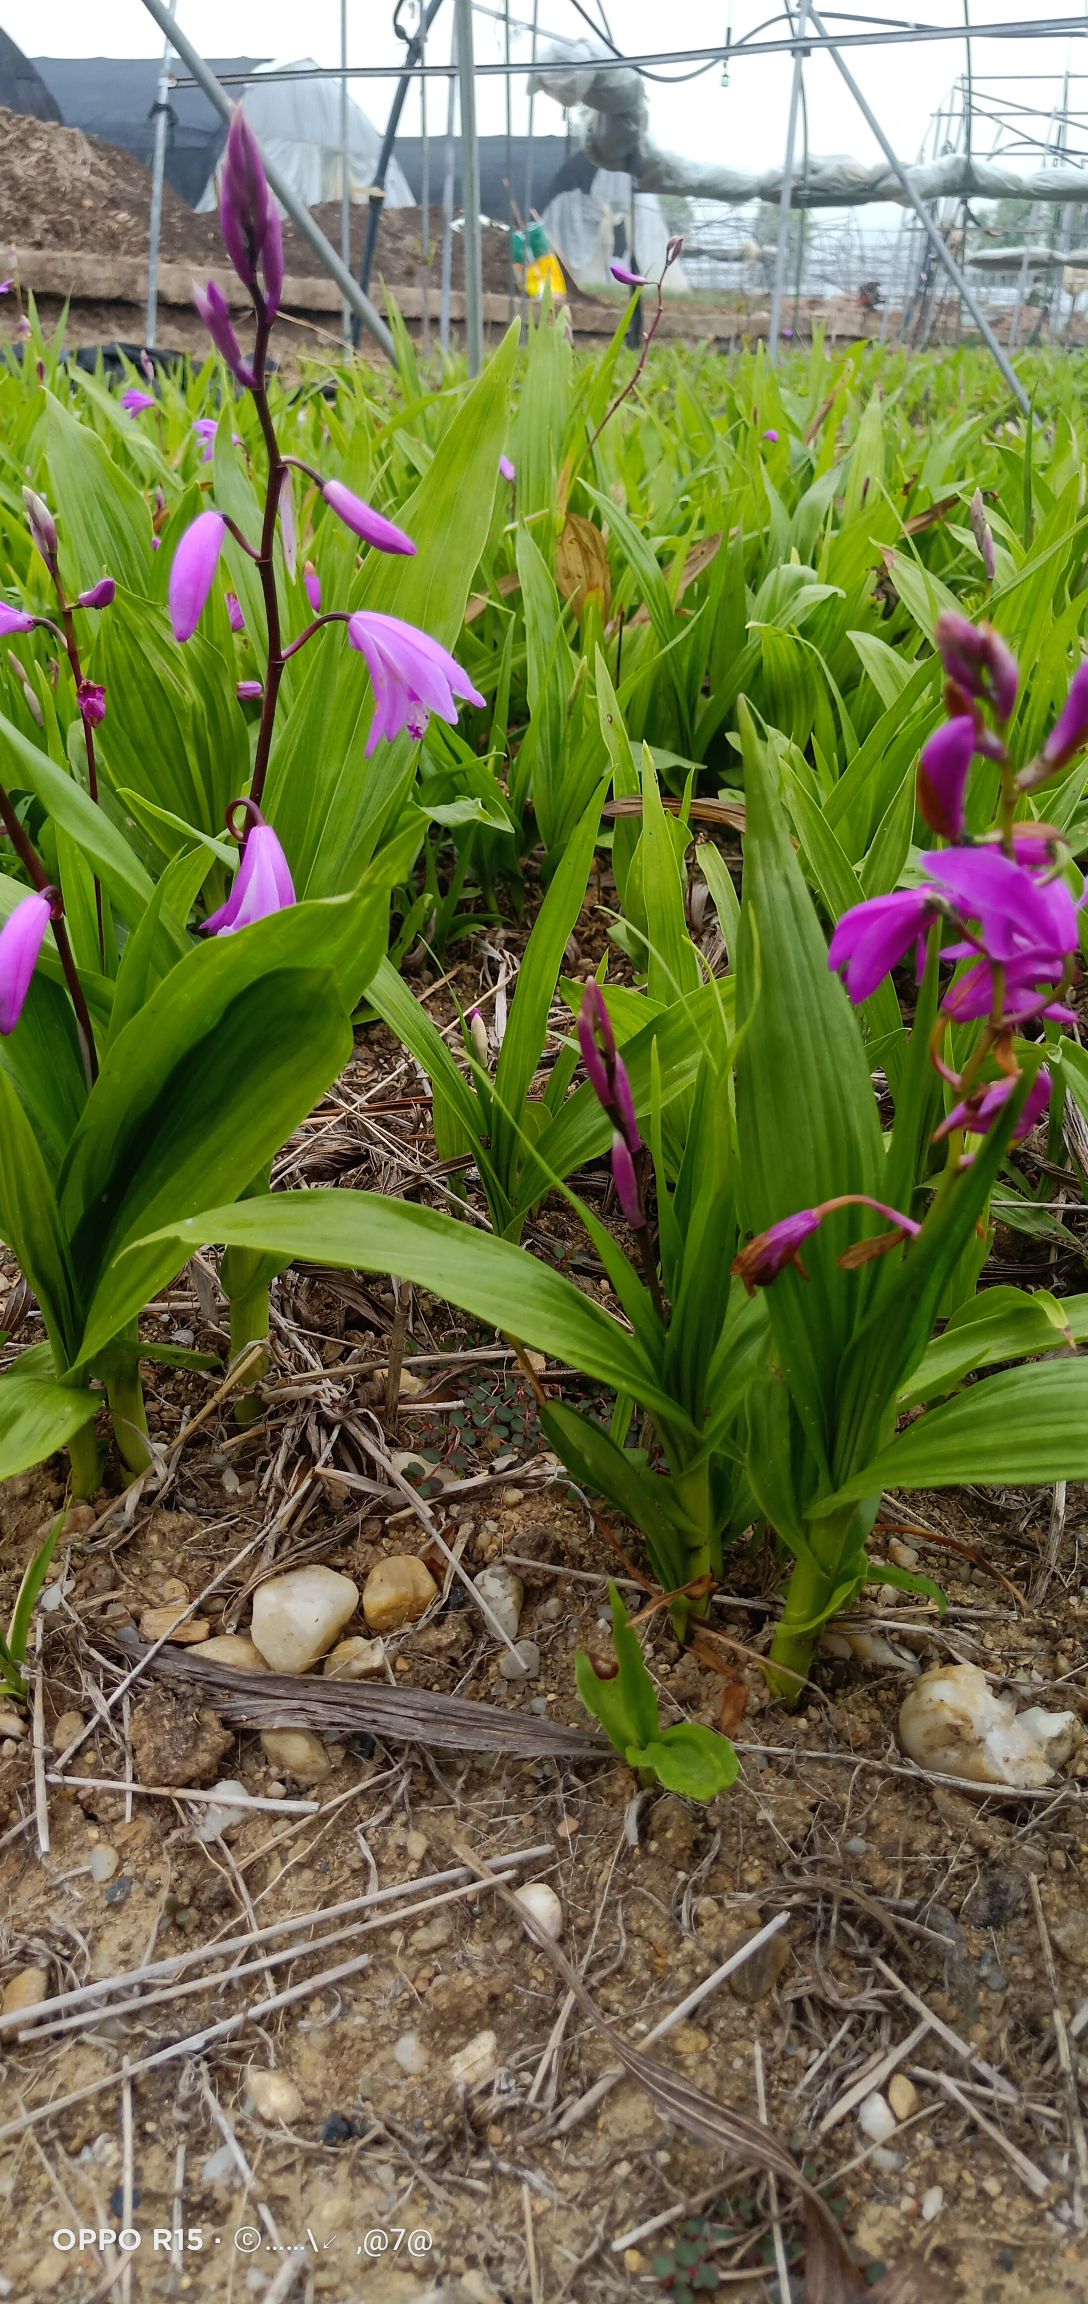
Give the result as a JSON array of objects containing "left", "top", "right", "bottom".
[{"left": 0, "top": 104, "right": 221, "bottom": 261}]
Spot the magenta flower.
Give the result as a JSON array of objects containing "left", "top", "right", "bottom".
[
  {"left": 226, "top": 591, "right": 246, "bottom": 634},
  {"left": 77, "top": 680, "right": 107, "bottom": 729},
  {"left": 202, "top": 814, "right": 295, "bottom": 935},
  {"left": 121, "top": 386, "right": 155, "bottom": 416},
  {"left": 499, "top": 454, "right": 516, "bottom": 483},
  {"left": 926, "top": 846, "right": 1079, "bottom": 970},
  {"left": 762, "top": 428, "right": 779, "bottom": 443},
  {"left": 0, "top": 602, "right": 37, "bottom": 636},
  {"left": 611, "top": 263, "right": 648, "bottom": 287},
  {"left": 1043, "top": 663, "right": 1088, "bottom": 771},
  {"left": 917, "top": 715, "right": 977, "bottom": 840},
  {"left": 0, "top": 280, "right": 12, "bottom": 296},
  {"left": 236, "top": 680, "right": 263, "bottom": 701},
  {"left": 193, "top": 278, "right": 255, "bottom": 384},
  {"left": 322, "top": 479, "right": 415, "bottom": 557},
  {"left": 220, "top": 105, "right": 283, "bottom": 317},
  {"left": 935, "top": 612, "right": 1018, "bottom": 721},
  {"left": 733, "top": 1209, "right": 822, "bottom": 1293},
  {"left": 77, "top": 577, "right": 115, "bottom": 610},
  {"left": 0, "top": 890, "right": 52, "bottom": 1034},
  {"left": 828, "top": 889, "right": 940, "bottom": 1002},
  {"left": 610, "top": 1132, "right": 645, "bottom": 1229},
  {"left": 941, "top": 1068, "right": 1051, "bottom": 1144},
  {"left": 578, "top": 982, "right": 643, "bottom": 1230},
  {"left": 303, "top": 562, "right": 322, "bottom": 613},
  {"left": 169, "top": 510, "right": 227, "bottom": 642},
  {"left": 940, "top": 958, "right": 1074, "bottom": 1027},
  {"left": 346, "top": 611, "right": 484, "bottom": 755}
]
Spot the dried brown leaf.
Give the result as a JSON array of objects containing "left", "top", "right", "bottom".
[{"left": 556, "top": 512, "right": 612, "bottom": 619}]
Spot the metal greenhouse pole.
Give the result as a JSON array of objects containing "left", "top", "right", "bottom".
[
  {"left": 455, "top": 0, "right": 485, "bottom": 373},
  {"left": 769, "top": 0, "right": 809, "bottom": 360},
  {"left": 138, "top": 0, "right": 397, "bottom": 360},
  {"left": 145, "top": 0, "right": 178, "bottom": 345}
]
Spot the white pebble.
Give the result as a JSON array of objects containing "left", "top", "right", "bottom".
[
  {"left": 857, "top": 2092, "right": 897, "bottom": 2145},
  {"left": 449, "top": 2028, "right": 498, "bottom": 2091},
  {"left": 393, "top": 2031, "right": 428, "bottom": 2075},
  {"left": 473, "top": 1564, "right": 524, "bottom": 1644},
  {"left": 921, "top": 2186, "right": 944, "bottom": 2223},
  {"left": 513, "top": 1883, "right": 564, "bottom": 1942},
  {"left": 260, "top": 1728, "right": 332, "bottom": 1783},
  {"left": 251, "top": 1566, "right": 359, "bottom": 1672},
  {"left": 900, "top": 1663, "right": 1082, "bottom": 1788},
  {"left": 245, "top": 2066, "right": 302, "bottom": 2123},
  {"left": 499, "top": 1637, "right": 540, "bottom": 1682},
  {"left": 89, "top": 1844, "right": 119, "bottom": 1883},
  {"left": 192, "top": 1779, "right": 249, "bottom": 1843},
  {"left": 202, "top": 2144, "right": 236, "bottom": 2185}
]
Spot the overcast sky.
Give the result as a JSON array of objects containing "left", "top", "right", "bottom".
[{"left": 8, "top": 0, "right": 1088, "bottom": 175}]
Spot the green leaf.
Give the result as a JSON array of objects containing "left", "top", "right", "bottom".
[
  {"left": 0, "top": 1353, "right": 97, "bottom": 1484},
  {"left": 819, "top": 1358, "right": 1088, "bottom": 1506},
  {"left": 490, "top": 786, "right": 604, "bottom": 1195},
  {"left": 0, "top": 709, "right": 158, "bottom": 932},
  {"left": 575, "top": 1583, "right": 660, "bottom": 1754},
  {"left": 902, "top": 1284, "right": 1088, "bottom": 1406},
  {"left": 629, "top": 1723, "right": 739, "bottom": 1800},
  {"left": 0, "top": 1069, "right": 79, "bottom": 1357},
  {"left": 540, "top": 1399, "right": 690, "bottom": 1593},
  {"left": 44, "top": 391, "right": 153, "bottom": 593}
]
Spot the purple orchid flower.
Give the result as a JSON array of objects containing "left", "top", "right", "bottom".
[
  {"left": 0, "top": 890, "right": 52, "bottom": 1033},
  {"left": 77, "top": 681, "right": 107, "bottom": 729},
  {"left": 610, "top": 263, "right": 649, "bottom": 287},
  {"left": 577, "top": 981, "right": 644, "bottom": 1226},
  {"left": 1043, "top": 663, "right": 1088, "bottom": 772},
  {"left": 303, "top": 562, "right": 322, "bottom": 613},
  {"left": 935, "top": 612, "right": 1018, "bottom": 721},
  {"left": 236, "top": 680, "right": 263, "bottom": 701},
  {"left": 202, "top": 809, "right": 295, "bottom": 935},
  {"left": 120, "top": 386, "right": 155, "bottom": 416},
  {"left": 322, "top": 479, "right": 416, "bottom": 558},
  {"left": 940, "top": 1068, "right": 1052, "bottom": 1143},
  {"left": 220, "top": 106, "right": 283, "bottom": 317},
  {"left": 169, "top": 510, "right": 227, "bottom": 643},
  {"left": 925, "top": 846, "right": 1080, "bottom": 970},
  {"left": 226, "top": 591, "right": 246, "bottom": 634},
  {"left": 762, "top": 428, "right": 779, "bottom": 443},
  {"left": 499, "top": 454, "right": 516, "bottom": 483},
  {"left": 346, "top": 611, "right": 484, "bottom": 754},
  {"left": 828, "top": 889, "right": 940, "bottom": 1003},
  {"left": 0, "top": 280, "right": 12, "bottom": 296},
  {"left": 940, "top": 958, "right": 1074, "bottom": 1027},
  {"left": 77, "top": 577, "right": 116, "bottom": 610},
  {"left": 193, "top": 278, "right": 255, "bottom": 384},
  {"left": 0, "top": 602, "right": 37, "bottom": 636},
  {"left": 732, "top": 1194, "right": 921, "bottom": 1295},
  {"left": 917, "top": 715, "right": 977, "bottom": 840}
]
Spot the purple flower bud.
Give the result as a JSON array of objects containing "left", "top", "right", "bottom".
[
  {"left": 1043, "top": 663, "right": 1088, "bottom": 771},
  {"left": 169, "top": 510, "right": 227, "bottom": 643},
  {"left": 220, "top": 106, "right": 281, "bottom": 316},
  {"left": 917, "top": 715, "right": 977, "bottom": 840},
  {"left": 322, "top": 478, "right": 416, "bottom": 557},
  {"left": 499, "top": 454, "right": 516, "bottom": 483},
  {"left": 120, "top": 386, "right": 155, "bottom": 416},
  {"left": 0, "top": 601, "right": 37, "bottom": 635},
  {"left": 16, "top": 314, "right": 30, "bottom": 339},
  {"left": 0, "top": 279, "right": 12, "bottom": 296},
  {"left": 610, "top": 1131, "right": 645, "bottom": 1229},
  {"left": 665, "top": 234, "right": 684, "bottom": 266},
  {"left": 941, "top": 1067, "right": 1051, "bottom": 1144},
  {"left": 279, "top": 470, "right": 297, "bottom": 576},
  {"left": 193, "top": 416, "right": 218, "bottom": 462},
  {"left": 225, "top": 591, "right": 246, "bottom": 634},
  {"left": 762, "top": 428, "right": 779, "bottom": 443},
  {"left": 202, "top": 811, "right": 296, "bottom": 935},
  {"left": 192, "top": 278, "right": 255, "bottom": 383},
  {"left": 970, "top": 488, "right": 997, "bottom": 582},
  {"left": 610, "top": 263, "right": 648, "bottom": 287},
  {"left": 577, "top": 980, "right": 617, "bottom": 1107},
  {"left": 236, "top": 680, "right": 263, "bottom": 701},
  {"left": 77, "top": 680, "right": 107, "bottom": 729},
  {"left": 733, "top": 1209, "right": 822, "bottom": 1293},
  {"left": 303, "top": 561, "right": 322, "bottom": 613},
  {"left": 0, "top": 889, "right": 52, "bottom": 1033},
  {"left": 22, "top": 488, "right": 57, "bottom": 569},
  {"left": 935, "top": 611, "right": 1018, "bottom": 721},
  {"left": 77, "top": 577, "right": 115, "bottom": 610}
]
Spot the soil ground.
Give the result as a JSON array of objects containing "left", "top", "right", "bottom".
[{"left": 1, "top": 882, "right": 1087, "bottom": 2304}]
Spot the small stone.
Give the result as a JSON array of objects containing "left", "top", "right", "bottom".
[
  {"left": 888, "top": 2074, "right": 918, "bottom": 2122},
  {"left": 499, "top": 1638, "right": 540, "bottom": 1682},
  {"left": 871, "top": 2147, "right": 903, "bottom": 2173},
  {"left": 411, "top": 1912, "right": 453, "bottom": 1951},
  {"left": 858, "top": 2093, "right": 897, "bottom": 2145},
  {"left": 0, "top": 1709, "right": 26, "bottom": 1740},
  {"left": 450, "top": 2028, "right": 499, "bottom": 2091},
  {"left": 89, "top": 1844, "right": 120, "bottom": 1883},
  {"left": 513, "top": 1883, "right": 564, "bottom": 1942},
  {"left": 138, "top": 1604, "right": 209, "bottom": 1644},
  {"left": 161, "top": 1577, "right": 189, "bottom": 1602},
  {"left": 245, "top": 2066, "right": 302, "bottom": 2123},
  {"left": 406, "top": 1829, "right": 428, "bottom": 1861},
  {"left": 472, "top": 1564, "right": 524, "bottom": 1644},
  {"left": 199, "top": 1635, "right": 268, "bottom": 1671},
  {"left": 192, "top": 1779, "right": 249, "bottom": 1842},
  {"left": 251, "top": 1566, "right": 359, "bottom": 1672},
  {"left": 362, "top": 1556, "right": 438, "bottom": 1632},
  {"left": 324, "top": 1636, "right": 386, "bottom": 1680},
  {"left": 1, "top": 1964, "right": 49, "bottom": 2017},
  {"left": 921, "top": 2185, "right": 944, "bottom": 2223},
  {"left": 260, "top": 1729, "right": 333, "bottom": 1783},
  {"left": 51, "top": 1710, "right": 85, "bottom": 1750},
  {"left": 728, "top": 1927, "right": 791, "bottom": 2003},
  {"left": 202, "top": 2144, "right": 236, "bottom": 2185},
  {"left": 393, "top": 2031, "right": 428, "bottom": 2074},
  {"left": 888, "top": 1539, "right": 920, "bottom": 1571}
]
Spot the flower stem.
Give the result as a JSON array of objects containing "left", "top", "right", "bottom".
[
  {"left": 0, "top": 779, "right": 97, "bottom": 1084},
  {"left": 223, "top": 1246, "right": 270, "bottom": 1427},
  {"left": 56, "top": 594, "right": 105, "bottom": 966}
]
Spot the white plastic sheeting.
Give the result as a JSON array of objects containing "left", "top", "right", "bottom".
[
  {"left": 196, "top": 60, "right": 415, "bottom": 216},
  {"left": 530, "top": 36, "right": 1088, "bottom": 210},
  {"left": 542, "top": 168, "right": 688, "bottom": 289}
]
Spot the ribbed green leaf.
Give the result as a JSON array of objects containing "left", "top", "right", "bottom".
[{"left": 821, "top": 1359, "right": 1088, "bottom": 1506}]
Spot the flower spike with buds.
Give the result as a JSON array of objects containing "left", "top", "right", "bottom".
[
  {"left": 219, "top": 106, "right": 283, "bottom": 316},
  {"left": 935, "top": 610, "right": 1018, "bottom": 721},
  {"left": 577, "top": 982, "right": 646, "bottom": 1228},
  {"left": 193, "top": 278, "right": 256, "bottom": 384}
]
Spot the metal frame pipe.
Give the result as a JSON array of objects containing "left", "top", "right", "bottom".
[
  {"left": 769, "top": 0, "right": 809, "bottom": 361},
  {"left": 137, "top": 0, "right": 396, "bottom": 360},
  {"left": 455, "top": 0, "right": 485, "bottom": 374}
]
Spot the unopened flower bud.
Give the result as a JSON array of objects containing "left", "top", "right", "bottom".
[
  {"left": 77, "top": 577, "right": 115, "bottom": 610},
  {"left": 970, "top": 488, "right": 997, "bottom": 582},
  {"left": 77, "top": 679, "right": 107, "bottom": 729},
  {"left": 193, "top": 278, "right": 256, "bottom": 384},
  {"left": 917, "top": 715, "right": 977, "bottom": 840},
  {"left": 467, "top": 1008, "right": 489, "bottom": 1067},
  {"left": 935, "top": 611, "right": 1018, "bottom": 721},
  {"left": 220, "top": 106, "right": 283, "bottom": 318},
  {"left": 610, "top": 1132, "right": 645, "bottom": 1229},
  {"left": 665, "top": 234, "right": 684, "bottom": 266},
  {"left": 1041, "top": 661, "right": 1088, "bottom": 773},
  {"left": 23, "top": 487, "right": 57, "bottom": 570}
]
